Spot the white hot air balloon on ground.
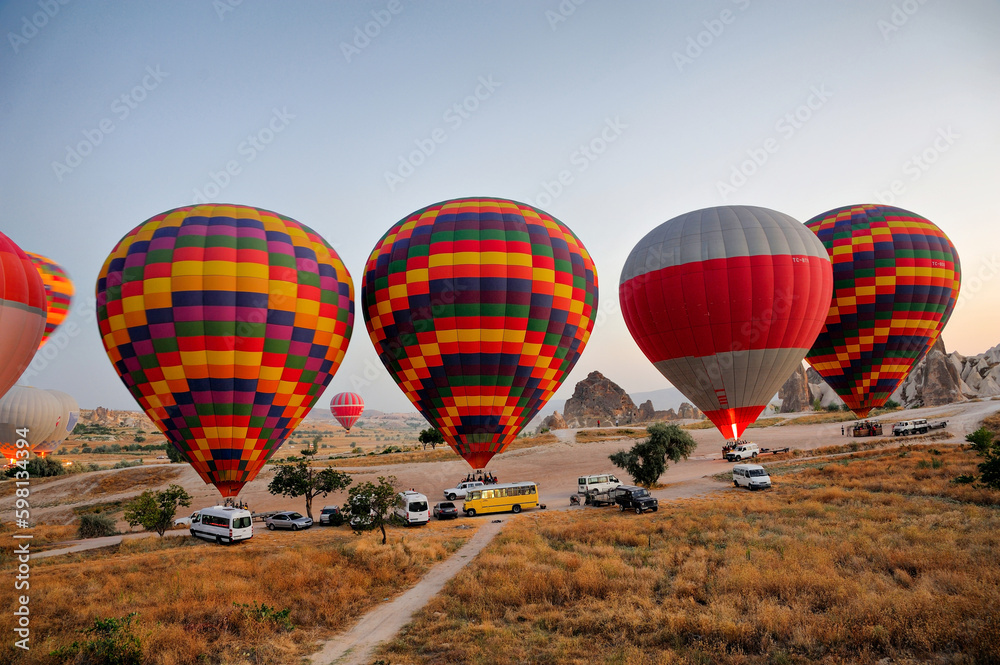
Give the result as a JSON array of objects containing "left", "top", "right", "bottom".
[
  {"left": 0, "top": 385, "right": 61, "bottom": 464},
  {"left": 33, "top": 389, "right": 79, "bottom": 457}
]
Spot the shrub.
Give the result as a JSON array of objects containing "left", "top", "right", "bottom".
[
  {"left": 50, "top": 613, "right": 142, "bottom": 665},
  {"left": 4, "top": 456, "right": 65, "bottom": 478},
  {"left": 967, "top": 427, "right": 995, "bottom": 454},
  {"left": 78, "top": 513, "right": 117, "bottom": 539},
  {"left": 885, "top": 399, "right": 900, "bottom": 408}
]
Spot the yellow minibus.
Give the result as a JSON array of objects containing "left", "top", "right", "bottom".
[{"left": 463, "top": 481, "right": 538, "bottom": 516}]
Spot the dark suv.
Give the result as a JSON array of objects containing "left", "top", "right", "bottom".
[{"left": 611, "top": 485, "right": 658, "bottom": 514}]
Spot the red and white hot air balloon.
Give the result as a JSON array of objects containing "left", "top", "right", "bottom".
[
  {"left": 329, "top": 392, "right": 364, "bottom": 432},
  {"left": 620, "top": 206, "right": 833, "bottom": 440},
  {"left": 0, "top": 233, "right": 47, "bottom": 400}
]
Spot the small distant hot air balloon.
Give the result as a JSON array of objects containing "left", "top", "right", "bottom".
[
  {"left": 0, "top": 386, "right": 61, "bottom": 464},
  {"left": 362, "top": 197, "right": 599, "bottom": 470},
  {"left": 620, "top": 206, "right": 833, "bottom": 440},
  {"left": 26, "top": 252, "right": 74, "bottom": 349},
  {"left": 33, "top": 389, "right": 79, "bottom": 457},
  {"left": 96, "top": 204, "right": 354, "bottom": 497},
  {"left": 330, "top": 392, "right": 364, "bottom": 431},
  {"left": 0, "top": 233, "right": 47, "bottom": 400},
  {"left": 804, "top": 204, "right": 961, "bottom": 417}
]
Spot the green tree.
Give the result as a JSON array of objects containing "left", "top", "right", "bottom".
[
  {"left": 345, "top": 475, "right": 397, "bottom": 544},
  {"left": 978, "top": 444, "right": 1000, "bottom": 490},
  {"left": 966, "top": 427, "right": 995, "bottom": 454},
  {"left": 122, "top": 484, "right": 192, "bottom": 537},
  {"left": 267, "top": 459, "right": 352, "bottom": 519},
  {"left": 4, "top": 456, "right": 65, "bottom": 478},
  {"left": 609, "top": 423, "right": 697, "bottom": 488},
  {"left": 418, "top": 428, "right": 444, "bottom": 450},
  {"left": 164, "top": 443, "right": 185, "bottom": 463}
]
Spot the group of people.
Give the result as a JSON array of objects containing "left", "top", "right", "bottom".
[
  {"left": 223, "top": 497, "right": 250, "bottom": 511},
  {"left": 845, "top": 420, "right": 883, "bottom": 437},
  {"left": 722, "top": 438, "right": 751, "bottom": 453},
  {"left": 464, "top": 471, "right": 497, "bottom": 484}
]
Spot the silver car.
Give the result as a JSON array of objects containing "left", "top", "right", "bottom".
[{"left": 265, "top": 511, "right": 313, "bottom": 531}]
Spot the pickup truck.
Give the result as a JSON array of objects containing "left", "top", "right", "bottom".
[
  {"left": 892, "top": 419, "right": 929, "bottom": 436},
  {"left": 443, "top": 481, "right": 484, "bottom": 501},
  {"left": 725, "top": 443, "right": 759, "bottom": 462}
]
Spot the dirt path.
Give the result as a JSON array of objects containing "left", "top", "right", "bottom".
[{"left": 309, "top": 518, "right": 507, "bottom": 665}]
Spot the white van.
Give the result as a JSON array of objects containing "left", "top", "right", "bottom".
[
  {"left": 577, "top": 473, "right": 622, "bottom": 495},
  {"left": 394, "top": 490, "right": 429, "bottom": 526},
  {"left": 732, "top": 464, "right": 771, "bottom": 491},
  {"left": 190, "top": 506, "right": 254, "bottom": 544}
]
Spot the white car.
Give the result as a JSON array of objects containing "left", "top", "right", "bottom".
[
  {"left": 443, "top": 481, "right": 484, "bottom": 501},
  {"left": 173, "top": 511, "right": 199, "bottom": 527}
]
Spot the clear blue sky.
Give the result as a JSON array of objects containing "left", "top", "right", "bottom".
[{"left": 2, "top": 0, "right": 998, "bottom": 413}]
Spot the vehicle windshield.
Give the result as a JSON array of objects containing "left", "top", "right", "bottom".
[
  {"left": 410, "top": 501, "right": 428, "bottom": 511},
  {"left": 633, "top": 489, "right": 649, "bottom": 498},
  {"left": 609, "top": 475, "right": 619, "bottom": 483},
  {"left": 749, "top": 469, "right": 766, "bottom": 477},
  {"left": 288, "top": 513, "right": 303, "bottom": 520},
  {"left": 321, "top": 508, "right": 337, "bottom": 514}
]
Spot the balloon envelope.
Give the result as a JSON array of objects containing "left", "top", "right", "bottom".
[
  {"left": 620, "top": 205, "right": 833, "bottom": 440},
  {"left": 26, "top": 252, "right": 74, "bottom": 349},
  {"left": 96, "top": 204, "right": 354, "bottom": 496},
  {"left": 0, "top": 233, "right": 46, "bottom": 400},
  {"left": 33, "top": 389, "right": 79, "bottom": 456},
  {"left": 362, "top": 197, "right": 598, "bottom": 469},
  {"left": 804, "top": 204, "right": 961, "bottom": 417},
  {"left": 329, "top": 391, "right": 364, "bottom": 431},
  {"left": 0, "top": 385, "right": 61, "bottom": 463}
]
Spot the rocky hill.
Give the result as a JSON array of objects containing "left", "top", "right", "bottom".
[{"left": 79, "top": 407, "right": 156, "bottom": 430}]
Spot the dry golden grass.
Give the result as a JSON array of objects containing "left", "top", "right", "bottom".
[
  {"left": 379, "top": 445, "right": 1000, "bottom": 665},
  {"left": 0, "top": 521, "right": 468, "bottom": 664},
  {"left": 781, "top": 411, "right": 859, "bottom": 425},
  {"left": 574, "top": 429, "right": 647, "bottom": 442},
  {"left": 325, "top": 433, "right": 558, "bottom": 468}
]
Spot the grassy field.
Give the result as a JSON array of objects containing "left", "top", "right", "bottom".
[
  {"left": 574, "top": 429, "right": 648, "bottom": 442},
  {"left": 0, "top": 521, "right": 469, "bottom": 665},
  {"left": 379, "top": 444, "right": 1000, "bottom": 664}
]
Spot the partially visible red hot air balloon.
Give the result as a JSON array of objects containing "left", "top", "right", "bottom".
[
  {"left": 26, "top": 252, "right": 74, "bottom": 349},
  {"left": 96, "top": 204, "right": 354, "bottom": 497},
  {"left": 620, "top": 206, "right": 833, "bottom": 441},
  {"left": 362, "top": 197, "right": 599, "bottom": 470},
  {"left": 329, "top": 392, "right": 364, "bottom": 431},
  {"left": 804, "top": 204, "right": 961, "bottom": 417},
  {"left": 0, "top": 233, "right": 47, "bottom": 400}
]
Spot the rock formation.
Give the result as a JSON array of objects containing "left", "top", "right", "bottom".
[
  {"left": 79, "top": 408, "right": 156, "bottom": 430},
  {"left": 537, "top": 410, "right": 567, "bottom": 433},
  {"left": 677, "top": 402, "right": 702, "bottom": 420},
  {"left": 637, "top": 400, "right": 656, "bottom": 421},
  {"left": 778, "top": 364, "right": 810, "bottom": 413},
  {"left": 563, "top": 371, "right": 638, "bottom": 427},
  {"left": 892, "top": 338, "right": 1000, "bottom": 408}
]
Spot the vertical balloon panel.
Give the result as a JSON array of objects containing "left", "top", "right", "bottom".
[
  {"left": 362, "top": 198, "right": 598, "bottom": 469},
  {"left": 26, "top": 252, "right": 74, "bottom": 349},
  {"left": 0, "top": 233, "right": 47, "bottom": 400},
  {"left": 96, "top": 205, "right": 354, "bottom": 496}
]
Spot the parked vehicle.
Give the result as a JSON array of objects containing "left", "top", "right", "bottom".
[
  {"left": 577, "top": 473, "right": 622, "bottom": 495},
  {"left": 583, "top": 490, "right": 616, "bottom": 507},
  {"left": 463, "top": 481, "right": 538, "bottom": 517},
  {"left": 610, "top": 486, "right": 658, "bottom": 514},
  {"left": 189, "top": 506, "right": 253, "bottom": 544},
  {"left": 318, "top": 505, "right": 342, "bottom": 526},
  {"left": 733, "top": 463, "right": 771, "bottom": 490},
  {"left": 725, "top": 442, "right": 760, "bottom": 461},
  {"left": 265, "top": 511, "right": 313, "bottom": 531},
  {"left": 929, "top": 420, "right": 948, "bottom": 430},
  {"left": 394, "top": 490, "right": 429, "bottom": 526},
  {"left": 173, "top": 510, "right": 200, "bottom": 527},
  {"left": 893, "top": 419, "right": 929, "bottom": 436},
  {"left": 433, "top": 501, "right": 459, "bottom": 519},
  {"left": 443, "top": 480, "right": 484, "bottom": 501}
]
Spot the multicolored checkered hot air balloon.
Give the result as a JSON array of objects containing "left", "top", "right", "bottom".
[
  {"left": 329, "top": 391, "right": 364, "bottom": 431},
  {"left": 804, "top": 204, "right": 961, "bottom": 417},
  {"left": 26, "top": 252, "right": 74, "bottom": 349},
  {"left": 0, "top": 232, "right": 47, "bottom": 400},
  {"left": 362, "top": 197, "right": 599, "bottom": 470},
  {"left": 620, "top": 206, "right": 833, "bottom": 441},
  {"left": 96, "top": 204, "right": 354, "bottom": 497}
]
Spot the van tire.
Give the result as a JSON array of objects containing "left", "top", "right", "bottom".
[
  {"left": 734, "top": 481, "right": 739, "bottom": 487},
  {"left": 752, "top": 452, "right": 757, "bottom": 458},
  {"left": 267, "top": 523, "right": 275, "bottom": 530},
  {"left": 216, "top": 536, "right": 222, "bottom": 545},
  {"left": 466, "top": 508, "right": 476, "bottom": 517},
  {"left": 512, "top": 505, "right": 521, "bottom": 514},
  {"left": 447, "top": 493, "right": 457, "bottom": 501}
]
